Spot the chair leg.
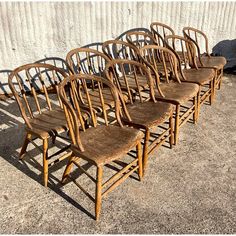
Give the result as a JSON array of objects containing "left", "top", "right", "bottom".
[
  {"left": 19, "top": 133, "right": 31, "bottom": 159},
  {"left": 95, "top": 166, "right": 103, "bottom": 221},
  {"left": 169, "top": 114, "right": 174, "bottom": 148},
  {"left": 174, "top": 104, "right": 180, "bottom": 145},
  {"left": 43, "top": 138, "right": 49, "bottom": 187},
  {"left": 136, "top": 141, "right": 143, "bottom": 180},
  {"left": 62, "top": 156, "right": 76, "bottom": 183},
  {"left": 209, "top": 79, "right": 214, "bottom": 105},
  {"left": 218, "top": 69, "right": 223, "bottom": 90},
  {"left": 197, "top": 89, "right": 201, "bottom": 121},
  {"left": 193, "top": 94, "right": 198, "bottom": 124},
  {"left": 142, "top": 129, "right": 150, "bottom": 175}
]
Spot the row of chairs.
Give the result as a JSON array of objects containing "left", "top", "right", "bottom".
[{"left": 8, "top": 22, "right": 226, "bottom": 220}]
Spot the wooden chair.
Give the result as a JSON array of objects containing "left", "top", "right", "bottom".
[
  {"left": 8, "top": 63, "right": 88, "bottom": 187},
  {"left": 183, "top": 26, "right": 227, "bottom": 89},
  {"left": 59, "top": 73, "right": 143, "bottom": 221},
  {"left": 164, "top": 35, "right": 216, "bottom": 108},
  {"left": 104, "top": 59, "right": 174, "bottom": 174},
  {"left": 102, "top": 40, "right": 149, "bottom": 91},
  {"left": 139, "top": 45, "right": 200, "bottom": 145},
  {"left": 126, "top": 31, "right": 172, "bottom": 77},
  {"left": 150, "top": 22, "right": 175, "bottom": 47},
  {"left": 126, "top": 31, "right": 158, "bottom": 49},
  {"left": 66, "top": 47, "right": 122, "bottom": 113}
]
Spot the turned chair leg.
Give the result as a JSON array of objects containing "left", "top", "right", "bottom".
[
  {"left": 169, "top": 115, "right": 174, "bottom": 148},
  {"left": 142, "top": 129, "right": 150, "bottom": 175},
  {"left": 19, "top": 133, "right": 31, "bottom": 159},
  {"left": 174, "top": 104, "right": 180, "bottom": 145},
  {"left": 62, "top": 156, "right": 76, "bottom": 183},
  {"left": 136, "top": 142, "right": 143, "bottom": 180},
  {"left": 197, "top": 89, "right": 201, "bottom": 121},
  {"left": 193, "top": 94, "right": 198, "bottom": 124},
  {"left": 43, "top": 138, "right": 49, "bottom": 187},
  {"left": 95, "top": 166, "right": 103, "bottom": 221},
  {"left": 209, "top": 79, "right": 214, "bottom": 105}
]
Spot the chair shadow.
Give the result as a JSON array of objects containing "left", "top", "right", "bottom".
[
  {"left": 35, "top": 57, "right": 71, "bottom": 74},
  {"left": 0, "top": 69, "right": 14, "bottom": 100},
  {"left": 115, "top": 27, "right": 151, "bottom": 41},
  {"left": 82, "top": 42, "right": 104, "bottom": 52},
  {"left": 212, "top": 39, "right": 236, "bottom": 74}
]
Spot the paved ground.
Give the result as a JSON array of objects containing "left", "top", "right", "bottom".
[{"left": 0, "top": 74, "right": 235, "bottom": 234}]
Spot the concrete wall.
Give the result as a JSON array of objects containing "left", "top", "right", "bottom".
[{"left": 0, "top": 1, "right": 236, "bottom": 93}]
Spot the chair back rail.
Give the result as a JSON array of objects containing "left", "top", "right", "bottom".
[
  {"left": 66, "top": 48, "right": 111, "bottom": 77},
  {"left": 164, "top": 35, "right": 198, "bottom": 69},
  {"left": 183, "top": 26, "right": 210, "bottom": 57},
  {"left": 104, "top": 59, "right": 156, "bottom": 105},
  {"left": 102, "top": 40, "right": 140, "bottom": 61},
  {"left": 139, "top": 45, "right": 183, "bottom": 85},
  {"left": 150, "top": 22, "right": 175, "bottom": 47},
  {"left": 8, "top": 63, "right": 68, "bottom": 129},
  {"left": 126, "top": 31, "right": 158, "bottom": 49}
]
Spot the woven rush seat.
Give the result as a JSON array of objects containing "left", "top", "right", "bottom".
[
  {"left": 123, "top": 101, "right": 173, "bottom": 128},
  {"left": 156, "top": 82, "right": 199, "bottom": 104},
  {"left": 71, "top": 125, "right": 143, "bottom": 166},
  {"left": 27, "top": 108, "right": 68, "bottom": 138},
  {"left": 181, "top": 68, "right": 215, "bottom": 85},
  {"left": 198, "top": 56, "right": 227, "bottom": 69}
]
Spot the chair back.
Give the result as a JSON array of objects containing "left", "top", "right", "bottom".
[
  {"left": 102, "top": 40, "right": 140, "bottom": 61},
  {"left": 104, "top": 59, "right": 156, "bottom": 104},
  {"left": 164, "top": 35, "right": 198, "bottom": 69},
  {"left": 66, "top": 48, "right": 111, "bottom": 76},
  {"left": 139, "top": 45, "right": 183, "bottom": 85},
  {"left": 58, "top": 74, "right": 127, "bottom": 151},
  {"left": 126, "top": 31, "right": 157, "bottom": 49},
  {"left": 150, "top": 22, "right": 175, "bottom": 47},
  {"left": 183, "top": 26, "right": 210, "bottom": 57},
  {"left": 8, "top": 63, "right": 68, "bottom": 129}
]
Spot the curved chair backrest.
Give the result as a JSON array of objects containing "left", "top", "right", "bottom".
[
  {"left": 164, "top": 35, "right": 198, "bottom": 69},
  {"left": 183, "top": 26, "right": 210, "bottom": 57},
  {"left": 150, "top": 22, "right": 175, "bottom": 47},
  {"left": 58, "top": 74, "right": 127, "bottom": 151},
  {"left": 104, "top": 59, "right": 156, "bottom": 104},
  {"left": 102, "top": 40, "right": 140, "bottom": 61},
  {"left": 126, "top": 31, "right": 158, "bottom": 49},
  {"left": 66, "top": 48, "right": 111, "bottom": 77},
  {"left": 139, "top": 45, "right": 183, "bottom": 85},
  {"left": 8, "top": 63, "right": 68, "bottom": 129}
]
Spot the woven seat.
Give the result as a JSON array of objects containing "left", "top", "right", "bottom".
[
  {"left": 71, "top": 125, "right": 143, "bottom": 166},
  {"left": 124, "top": 101, "right": 173, "bottom": 128},
  {"left": 156, "top": 82, "right": 199, "bottom": 104},
  {"left": 198, "top": 56, "right": 227, "bottom": 70},
  {"left": 27, "top": 108, "right": 68, "bottom": 138},
  {"left": 181, "top": 68, "right": 215, "bottom": 85}
]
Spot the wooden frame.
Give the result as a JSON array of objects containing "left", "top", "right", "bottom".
[
  {"left": 8, "top": 63, "right": 83, "bottom": 187},
  {"left": 139, "top": 45, "right": 200, "bottom": 144},
  {"left": 183, "top": 26, "right": 227, "bottom": 90},
  {"left": 59, "top": 73, "right": 143, "bottom": 221},
  {"left": 104, "top": 59, "right": 174, "bottom": 173},
  {"left": 164, "top": 35, "right": 216, "bottom": 110}
]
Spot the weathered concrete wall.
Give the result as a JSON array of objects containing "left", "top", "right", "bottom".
[{"left": 0, "top": 1, "right": 235, "bottom": 92}]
